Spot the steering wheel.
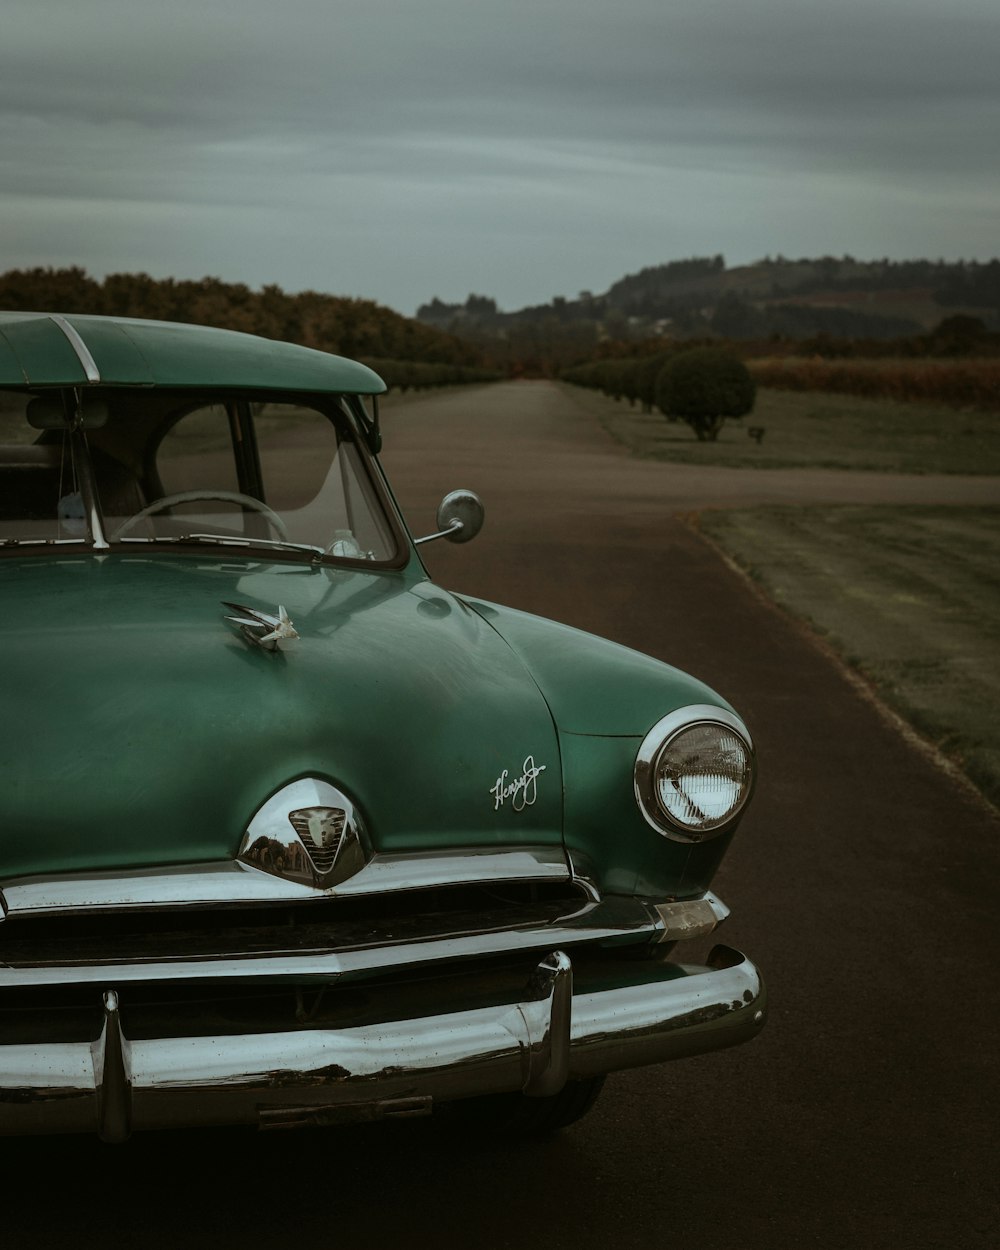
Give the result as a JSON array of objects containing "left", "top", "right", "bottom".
[{"left": 110, "top": 490, "right": 289, "bottom": 542}]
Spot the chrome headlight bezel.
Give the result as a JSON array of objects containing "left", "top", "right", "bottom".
[{"left": 634, "top": 704, "right": 755, "bottom": 843}]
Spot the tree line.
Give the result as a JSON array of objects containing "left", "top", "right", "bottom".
[
  {"left": 0, "top": 267, "right": 480, "bottom": 367},
  {"left": 563, "top": 326, "right": 1000, "bottom": 412}
]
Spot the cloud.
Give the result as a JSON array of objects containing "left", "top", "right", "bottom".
[{"left": 1, "top": 0, "right": 998, "bottom": 310}]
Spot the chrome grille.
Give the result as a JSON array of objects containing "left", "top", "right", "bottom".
[
  {"left": 288, "top": 807, "right": 347, "bottom": 874},
  {"left": 0, "top": 881, "right": 599, "bottom": 971}
]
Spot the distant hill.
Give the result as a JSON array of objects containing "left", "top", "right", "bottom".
[{"left": 417, "top": 255, "right": 1000, "bottom": 344}]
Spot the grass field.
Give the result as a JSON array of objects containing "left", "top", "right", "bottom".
[
  {"left": 561, "top": 383, "right": 1000, "bottom": 474},
  {"left": 699, "top": 505, "right": 1000, "bottom": 810}
]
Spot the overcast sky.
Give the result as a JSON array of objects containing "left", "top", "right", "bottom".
[{"left": 2, "top": 0, "right": 998, "bottom": 315}]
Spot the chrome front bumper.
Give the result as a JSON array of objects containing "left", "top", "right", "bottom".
[{"left": 0, "top": 945, "right": 765, "bottom": 1139}]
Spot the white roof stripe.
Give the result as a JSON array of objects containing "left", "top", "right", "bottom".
[{"left": 48, "top": 315, "right": 102, "bottom": 384}]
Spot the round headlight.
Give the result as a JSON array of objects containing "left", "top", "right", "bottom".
[{"left": 635, "top": 705, "right": 754, "bottom": 842}]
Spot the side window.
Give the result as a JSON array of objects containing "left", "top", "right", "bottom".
[
  {"left": 0, "top": 391, "right": 70, "bottom": 540},
  {"left": 0, "top": 391, "right": 38, "bottom": 447}
]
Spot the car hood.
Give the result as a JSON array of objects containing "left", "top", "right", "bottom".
[{"left": 0, "top": 554, "right": 563, "bottom": 880}]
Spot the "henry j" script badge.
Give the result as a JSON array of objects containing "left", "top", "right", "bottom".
[{"left": 490, "top": 755, "right": 547, "bottom": 812}]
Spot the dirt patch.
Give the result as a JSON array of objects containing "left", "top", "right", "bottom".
[{"left": 700, "top": 504, "right": 1000, "bottom": 809}]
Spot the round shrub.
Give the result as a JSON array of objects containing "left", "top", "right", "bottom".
[{"left": 655, "top": 348, "right": 756, "bottom": 441}]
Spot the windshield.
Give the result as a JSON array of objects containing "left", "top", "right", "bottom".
[{"left": 0, "top": 389, "right": 399, "bottom": 564}]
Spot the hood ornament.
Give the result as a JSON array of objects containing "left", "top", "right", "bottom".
[{"left": 222, "top": 601, "right": 299, "bottom": 652}]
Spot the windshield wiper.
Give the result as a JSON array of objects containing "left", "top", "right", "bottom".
[
  {"left": 174, "top": 533, "right": 327, "bottom": 561},
  {"left": 1, "top": 536, "right": 90, "bottom": 548}
]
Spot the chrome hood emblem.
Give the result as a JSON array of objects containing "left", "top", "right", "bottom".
[
  {"left": 238, "top": 779, "right": 367, "bottom": 890},
  {"left": 222, "top": 601, "right": 299, "bottom": 652},
  {"left": 288, "top": 806, "right": 348, "bottom": 876},
  {"left": 303, "top": 809, "right": 342, "bottom": 848}
]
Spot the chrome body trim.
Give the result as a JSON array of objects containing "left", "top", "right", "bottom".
[
  {"left": 0, "top": 897, "right": 654, "bottom": 988},
  {"left": 0, "top": 946, "right": 765, "bottom": 1137},
  {"left": 634, "top": 704, "right": 755, "bottom": 844},
  {"left": 49, "top": 314, "right": 101, "bottom": 383},
  {"left": 0, "top": 846, "right": 574, "bottom": 919},
  {"left": 0, "top": 892, "right": 731, "bottom": 990}
]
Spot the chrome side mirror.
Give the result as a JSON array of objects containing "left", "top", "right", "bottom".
[{"left": 414, "top": 489, "right": 485, "bottom": 546}]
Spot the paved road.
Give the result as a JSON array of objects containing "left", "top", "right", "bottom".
[
  {"left": 379, "top": 382, "right": 1000, "bottom": 1250},
  {"left": 10, "top": 381, "right": 998, "bottom": 1250}
]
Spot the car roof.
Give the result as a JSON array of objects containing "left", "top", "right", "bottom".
[{"left": 0, "top": 312, "right": 386, "bottom": 395}]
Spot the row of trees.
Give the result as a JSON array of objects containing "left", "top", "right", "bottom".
[
  {"left": 562, "top": 314, "right": 1000, "bottom": 376},
  {"left": 564, "top": 338, "right": 1000, "bottom": 413},
  {"left": 0, "top": 267, "right": 479, "bottom": 366},
  {"left": 563, "top": 349, "right": 756, "bottom": 441}
]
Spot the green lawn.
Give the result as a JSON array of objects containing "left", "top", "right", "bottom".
[
  {"left": 560, "top": 383, "right": 1000, "bottom": 474},
  {"left": 699, "top": 505, "right": 1000, "bottom": 810}
]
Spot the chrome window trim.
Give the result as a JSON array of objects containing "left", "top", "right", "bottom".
[
  {"left": 0, "top": 845, "right": 574, "bottom": 920},
  {"left": 634, "top": 704, "right": 755, "bottom": 844},
  {"left": 71, "top": 426, "right": 110, "bottom": 549}
]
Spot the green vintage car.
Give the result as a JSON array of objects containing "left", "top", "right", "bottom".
[{"left": 0, "top": 312, "right": 765, "bottom": 1140}]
